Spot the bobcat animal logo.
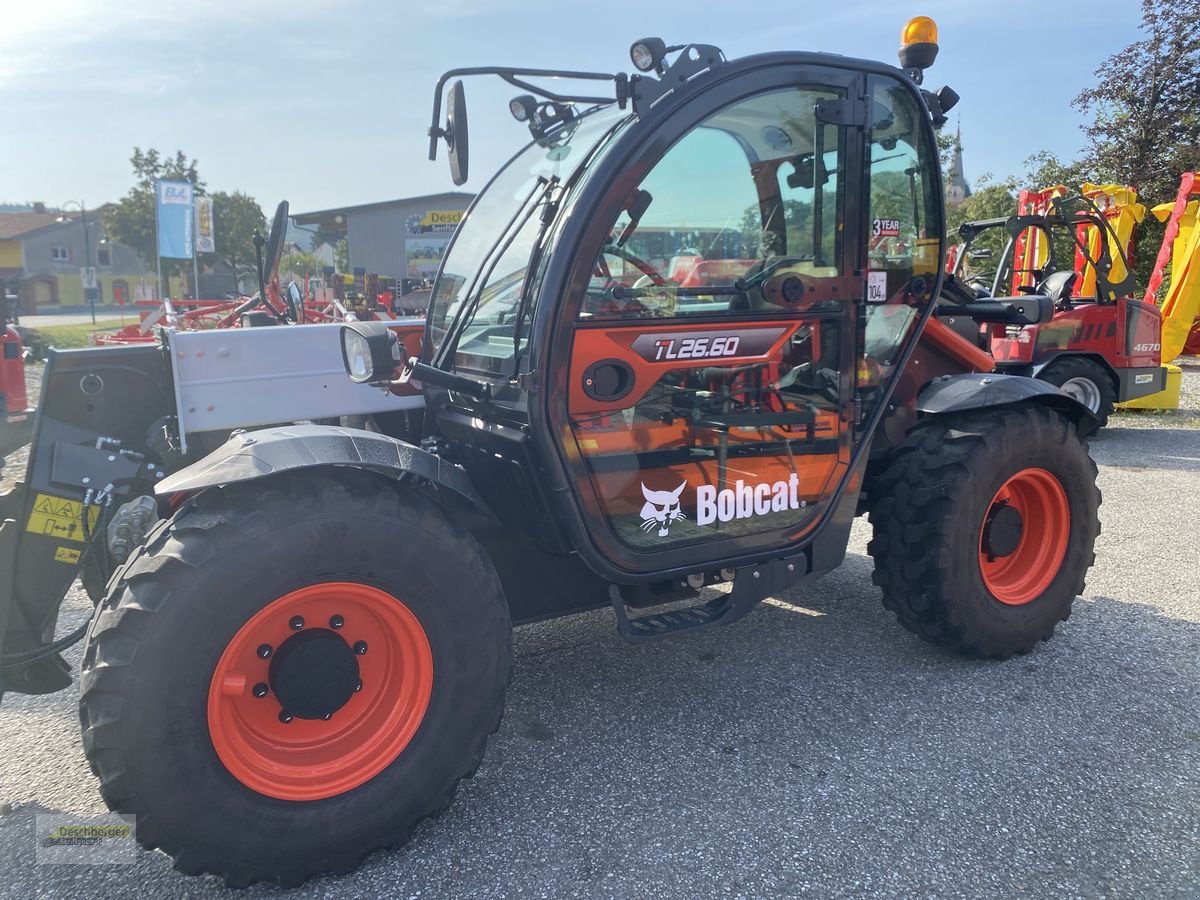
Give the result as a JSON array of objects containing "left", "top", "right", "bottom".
[{"left": 640, "top": 481, "right": 687, "bottom": 537}]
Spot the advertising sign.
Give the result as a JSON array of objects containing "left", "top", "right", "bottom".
[
  {"left": 405, "top": 210, "right": 464, "bottom": 236},
  {"left": 156, "top": 181, "right": 194, "bottom": 259},
  {"left": 406, "top": 237, "right": 449, "bottom": 277},
  {"left": 195, "top": 195, "right": 215, "bottom": 254}
]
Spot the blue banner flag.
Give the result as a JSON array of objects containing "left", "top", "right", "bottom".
[{"left": 156, "top": 180, "right": 194, "bottom": 259}]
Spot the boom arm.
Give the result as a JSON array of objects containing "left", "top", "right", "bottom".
[{"left": 1145, "top": 172, "right": 1200, "bottom": 362}]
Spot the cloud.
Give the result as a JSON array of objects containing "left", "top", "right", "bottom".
[{"left": 0, "top": 0, "right": 358, "bottom": 88}]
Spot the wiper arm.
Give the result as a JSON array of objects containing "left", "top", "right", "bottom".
[
  {"left": 511, "top": 177, "right": 562, "bottom": 377},
  {"left": 436, "top": 176, "right": 553, "bottom": 369}
]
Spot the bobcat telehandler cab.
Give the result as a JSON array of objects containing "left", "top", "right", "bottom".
[{"left": 7, "top": 18, "right": 1101, "bottom": 888}]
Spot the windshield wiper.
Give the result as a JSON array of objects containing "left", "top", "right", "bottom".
[{"left": 511, "top": 177, "right": 563, "bottom": 377}]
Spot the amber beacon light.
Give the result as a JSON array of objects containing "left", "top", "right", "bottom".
[{"left": 898, "top": 16, "right": 939, "bottom": 72}]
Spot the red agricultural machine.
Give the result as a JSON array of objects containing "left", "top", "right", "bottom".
[
  {"left": 0, "top": 294, "right": 32, "bottom": 472},
  {"left": 948, "top": 175, "right": 1200, "bottom": 427},
  {"left": 95, "top": 203, "right": 393, "bottom": 346},
  {"left": 2, "top": 17, "right": 1101, "bottom": 887}
]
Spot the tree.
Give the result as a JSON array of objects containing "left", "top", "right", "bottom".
[
  {"left": 209, "top": 191, "right": 265, "bottom": 290},
  {"left": 1074, "top": 0, "right": 1200, "bottom": 203},
  {"left": 1022, "top": 151, "right": 1091, "bottom": 197},
  {"left": 278, "top": 249, "right": 323, "bottom": 284},
  {"left": 1073, "top": 0, "right": 1200, "bottom": 283},
  {"left": 101, "top": 149, "right": 267, "bottom": 297},
  {"left": 334, "top": 238, "right": 349, "bottom": 274},
  {"left": 102, "top": 149, "right": 206, "bottom": 296},
  {"left": 944, "top": 174, "right": 1019, "bottom": 239}
]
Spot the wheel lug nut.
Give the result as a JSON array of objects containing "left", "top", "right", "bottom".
[
  {"left": 353, "top": 640, "right": 368, "bottom": 655},
  {"left": 279, "top": 711, "right": 293, "bottom": 724},
  {"left": 257, "top": 644, "right": 272, "bottom": 659},
  {"left": 329, "top": 615, "right": 344, "bottom": 629},
  {"left": 289, "top": 615, "right": 305, "bottom": 630},
  {"left": 252, "top": 683, "right": 269, "bottom": 698}
]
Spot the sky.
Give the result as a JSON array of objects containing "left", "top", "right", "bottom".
[{"left": 0, "top": 0, "right": 1143, "bottom": 217}]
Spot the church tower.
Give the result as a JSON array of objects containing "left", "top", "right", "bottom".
[{"left": 945, "top": 122, "right": 971, "bottom": 207}]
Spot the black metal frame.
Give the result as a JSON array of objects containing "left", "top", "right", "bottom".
[
  {"left": 413, "top": 47, "right": 949, "bottom": 586},
  {"left": 427, "top": 66, "right": 631, "bottom": 162},
  {"left": 959, "top": 202, "right": 1138, "bottom": 302}
]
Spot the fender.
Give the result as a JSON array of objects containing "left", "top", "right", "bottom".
[
  {"left": 1027, "top": 350, "right": 1116, "bottom": 383},
  {"left": 916, "top": 372, "right": 1098, "bottom": 433},
  {"left": 154, "top": 423, "right": 489, "bottom": 512}
]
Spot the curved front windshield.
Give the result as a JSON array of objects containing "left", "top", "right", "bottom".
[{"left": 427, "top": 106, "right": 628, "bottom": 369}]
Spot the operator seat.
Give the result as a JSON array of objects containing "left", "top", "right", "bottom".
[{"left": 1036, "top": 270, "right": 1077, "bottom": 308}]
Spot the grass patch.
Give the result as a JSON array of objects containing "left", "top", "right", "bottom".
[{"left": 19, "top": 319, "right": 127, "bottom": 358}]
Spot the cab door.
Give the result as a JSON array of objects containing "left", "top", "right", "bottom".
[
  {"left": 541, "top": 68, "right": 871, "bottom": 577},
  {"left": 535, "top": 66, "right": 945, "bottom": 579}
]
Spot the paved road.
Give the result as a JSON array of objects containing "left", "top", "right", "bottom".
[{"left": 1, "top": 417, "right": 1198, "bottom": 897}]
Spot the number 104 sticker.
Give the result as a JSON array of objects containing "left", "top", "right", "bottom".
[{"left": 867, "top": 271, "right": 888, "bottom": 303}]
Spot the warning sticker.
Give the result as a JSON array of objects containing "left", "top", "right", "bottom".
[
  {"left": 25, "top": 493, "right": 99, "bottom": 543},
  {"left": 54, "top": 547, "right": 82, "bottom": 564}
]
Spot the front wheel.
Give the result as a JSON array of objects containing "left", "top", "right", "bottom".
[
  {"left": 79, "top": 471, "right": 511, "bottom": 887},
  {"left": 866, "top": 404, "right": 1100, "bottom": 659},
  {"left": 1038, "top": 356, "right": 1115, "bottom": 432}
]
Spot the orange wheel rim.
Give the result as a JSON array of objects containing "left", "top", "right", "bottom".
[
  {"left": 207, "top": 582, "right": 433, "bottom": 801},
  {"left": 978, "top": 467, "right": 1070, "bottom": 605}
]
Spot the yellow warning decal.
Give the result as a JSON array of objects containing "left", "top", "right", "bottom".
[
  {"left": 25, "top": 493, "right": 99, "bottom": 544},
  {"left": 54, "top": 547, "right": 82, "bottom": 564}
]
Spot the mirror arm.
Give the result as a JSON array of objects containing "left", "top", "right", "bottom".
[
  {"left": 429, "top": 66, "right": 628, "bottom": 160},
  {"left": 404, "top": 360, "right": 492, "bottom": 402}
]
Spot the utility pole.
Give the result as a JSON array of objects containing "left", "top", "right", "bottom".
[{"left": 60, "top": 200, "right": 96, "bottom": 324}]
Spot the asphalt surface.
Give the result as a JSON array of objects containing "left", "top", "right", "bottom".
[{"left": 1, "top": 365, "right": 1198, "bottom": 898}]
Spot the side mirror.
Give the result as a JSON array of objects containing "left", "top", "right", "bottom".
[
  {"left": 263, "top": 200, "right": 290, "bottom": 281},
  {"left": 341, "top": 321, "right": 404, "bottom": 383},
  {"left": 446, "top": 80, "right": 469, "bottom": 186}
]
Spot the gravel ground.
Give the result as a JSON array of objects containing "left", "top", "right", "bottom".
[{"left": 1, "top": 363, "right": 1198, "bottom": 898}]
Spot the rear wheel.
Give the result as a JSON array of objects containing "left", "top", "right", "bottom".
[
  {"left": 1039, "top": 356, "right": 1115, "bottom": 432},
  {"left": 866, "top": 404, "right": 1100, "bottom": 659},
  {"left": 79, "top": 470, "right": 511, "bottom": 887}
]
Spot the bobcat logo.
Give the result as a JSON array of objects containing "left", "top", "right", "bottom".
[{"left": 640, "top": 481, "right": 687, "bottom": 537}]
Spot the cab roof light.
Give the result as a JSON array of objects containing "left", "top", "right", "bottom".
[{"left": 898, "top": 16, "right": 939, "bottom": 79}]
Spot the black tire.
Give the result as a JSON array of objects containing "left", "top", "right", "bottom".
[
  {"left": 866, "top": 404, "right": 1100, "bottom": 659},
  {"left": 1039, "top": 356, "right": 1115, "bottom": 432},
  {"left": 79, "top": 470, "right": 511, "bottom": 887}
]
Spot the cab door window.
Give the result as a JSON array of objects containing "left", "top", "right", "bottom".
[
  {"left": 567, "top": 85, "right": 855, "bottom": 553},
  {"left": 860, "top": 75, "right": 944, "bottom": 422}
]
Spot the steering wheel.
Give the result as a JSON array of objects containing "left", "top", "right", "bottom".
[
  {"left": 598, "top": 243, "right": 667, "bottom": 287},
  {"left": 939, "top": 273, "right": 984, "bottom": 306},
  {"left": 284, "top": 281, "right": 302, "bottom": 322}
]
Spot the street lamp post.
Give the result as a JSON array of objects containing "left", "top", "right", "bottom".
[{"left": 59, "top": 200, "right": 97, "bottom": 324}]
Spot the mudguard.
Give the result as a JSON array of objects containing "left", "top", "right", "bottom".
[
  {"left": 154, "top": 423, "right": 489, "bottom": 511},
  {"left": 916, "top": 372, "right": 1099, "bottom": 433}
]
